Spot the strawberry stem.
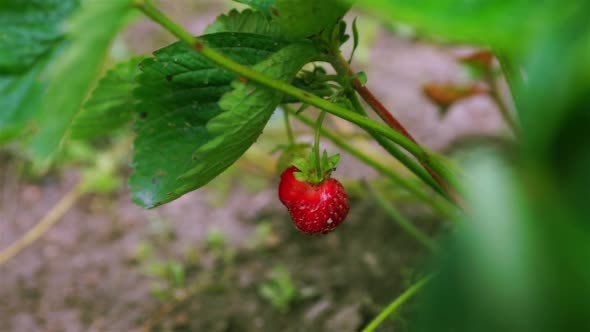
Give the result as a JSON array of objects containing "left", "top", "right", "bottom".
[
  {"left": 368, "top": 182, "right": 437, "bottom": 252},
  {"left": 330, "top": 51, "right": 462, "bottom": 206},
  {"left": 483, "top": 61, "right": 519, "bottom": 134},
  {"left": 283, "top": 109, "right": 295, "bottom": 145},
  {"left": 314, "top": 111, "right": 327, "bottom": 181},
  {"left": 362, "top": 274, "right": 434, "bottom": 332},
  {"left": 286, "top": 105, "right": 458, "bottom": 219}
]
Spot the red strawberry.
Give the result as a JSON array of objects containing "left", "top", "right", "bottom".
[{"left": 278, "top": 166, "right": 349, "bottom": 235}]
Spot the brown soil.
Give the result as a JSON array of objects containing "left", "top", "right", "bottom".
[{"left": 0, "top": 152, "right": 437, "bottom": 331}]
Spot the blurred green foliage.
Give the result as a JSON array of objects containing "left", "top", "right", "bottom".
[
  {"left": 355, "top": 1, "right": 590, "bottom": 331},
  {"left": 0, "top": 0, "right": 79, "bottom": 72},
  {"left": 28, "top": 0, "right": 132, "bottom": 161},
  {"left": 0, "top": 0, "right": 133, "bottom": 168},
  {"left": 258, "top": 265, "right": 299, "bottom": 313},
  {"left": 69, "top": 57, "right": 145, "bottom": 141}
]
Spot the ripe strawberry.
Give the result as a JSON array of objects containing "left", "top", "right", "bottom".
[{"left": 279, "top": 166, "right": 349, "bottom": 235}]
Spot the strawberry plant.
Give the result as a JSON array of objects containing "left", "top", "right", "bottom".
[{"left": 1, "top": 0, "right": 590, "bottom": 331}]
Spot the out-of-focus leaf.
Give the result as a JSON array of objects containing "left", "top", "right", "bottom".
[
  {"left": 28, "top": 0, "right": 132, "bottom": 161},
  {"left": 0, "top": 63, "right": 45, "bottom": 143},
  {"left": 69, "top": 57, "right": 144, "bottom": 140},
  {"left": 518, "top": 25, "right": 590, "bottom": 159},
  {"left": 524, "top": 29, "right": 590, "bottom": 221},
  {"left": 354, "top": 0, "right": 581, "bottom": 53},
  {"left": 422, "top": 82, "right": 487, "bottom": 110},
  {"left": 417, "top": 151, "right": 590, "bottom": 332},
  {"left": 205, "top": 8, "right": 282, "bottom": 37},
  {"left": 0, "top": 0, "right": 79, "bottom": 73},
  {"left": 274, "top": 0, "right": 351, "bottom": 38},
  {"left": 80, "top": 153, "right": 121, "bottom": 194}
]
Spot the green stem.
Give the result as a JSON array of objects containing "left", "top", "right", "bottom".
[
  {"left": 287, "top": 106, "right": 456, "bottom": 219},
  {"left": 283, "top": 110, "right": 295, "bottom": 145},
  {"left": 369, "top": 183, "right": 438, "bottom": 252},
  {"left": 332, "top": 53, "right": 417, "bottom": 143},
  {"left": 362, "top": 274, "right": 434, "bottom": 332},
  {"left": 484, "top": 65, "right": 519, "bottom": 134},
  {"left": 495, "top": 52, "right": 524, "bottom": 115},
  {"left": 346, "top": 90, "right": 446, "bottom": 198},
  {"left": 331, "top": 52, "right": 458, "bottom": 203},
  {"left": 313, "top": 111, "right": 327, "bottom": 178},
  {"left": 132, "top": 0, "right": 457, "bottom": 193}
]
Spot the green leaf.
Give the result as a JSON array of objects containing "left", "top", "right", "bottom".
[
  {"left": 355, "top": 71, "right": 367, "bottom": 85},
  {"left": 181, "top": 43, "right": 318, "bottom": 187},
  {"left": 130, "top": 33, "right": 317, "bottom": 208},
  {"left": 328, "top": 153, "right": 340, "bottom": 169},
  {"left": 233, "top": 0, "right": 276, "bottom": 15},
  {"left": 168, "top": 261, "right": 186, "bottom": 287},
  {"left": 349, "top": 17, "right": 360, "bottom": 62},
  {"left": 28, "top": 0, "right": 133, "bottom": 161},
  {"left": 0, "top": 0, "right": 79, "bottom": 73},
  {"left": 276, "top": 143, "right": 309, "bottom": 173},
  {"left": 205, "top": 8, "right": 282, "bottom": 37},
  {"left": 355, "top": 0, "right": 571, "bottom": 53},
  {"left": 274, "top": 0, "right": 351, "bottom": 38},
  {"left": 292, "top": 157, "right": 309, "bottom": 173},
  {"left": 80, "top": 152, "right": 122, "bottom": 194},
  {"left": 205, "top": 10, "right": 333, "bottom": 103},
  {"left": 418, "top": 151, "right": 590, "bottom": 332},
  {"left": 69, "top": 57, "right": 144, "bottom": 140},
  {"left": 0, "top": 62, "right": 45, "bottom": 143}
]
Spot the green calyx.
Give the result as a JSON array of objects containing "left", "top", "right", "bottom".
[
  {"left": 276, "top": 143, "right": 310, "bottom": 172},
  {"left": 292, "top": 151, "right": 340, "bottom": 184}
]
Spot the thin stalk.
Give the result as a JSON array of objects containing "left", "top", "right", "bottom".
[
  {"left": 287, "top": 106, "right": 457, "bottom": 219},
  {"left": 488, "top": 72, "right": 519, "bottom": 134},
  {"left": 313, "top": 111, "right": 327, "bottom": 177},
  {"left": 132, "top": 0, "right": 458, "bottom": 195},
  {"left": 368, "top": 183, "right": 437, "bottom": 252},
  {"left": 0, "top": 183, "right": 83, "bottom": 266},
  {"left": 362, "top": 274, "right": 433, "bottom": 332},
  {"left": 495, "top": 52, "right": 525, "bottom": 113},
  {"left": 332, "top": 52, "right": 417, "bottom": 142},
  {"left": 283, "top": 109, "right": 295, "bottom": 144},
  {"left": 140, "top": 275, "right": 214, "bottom": 332},
  {"left": 346, "top": 90, "right": 445, "bottom": 198},
  {"left": 331, "top": 53, "right": 460, "bottom": 204}
]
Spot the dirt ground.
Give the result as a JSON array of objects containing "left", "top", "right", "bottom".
[
  {"left": 0, "top": 153, "right": 439, "bottom": 332},
  {"left": 0, "top": 1, "right": 510, "bottom": 331}
]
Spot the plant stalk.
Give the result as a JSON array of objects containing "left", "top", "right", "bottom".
[
  {"left": 313, "top": 111, "right": 327, "bottom": 178},
  {"left": 495, "top": 52, "right": 525, "bottom": 114},
  {"left": 369, "top": 183, "right": 438, "bottom": 252},
  {"left": 287, "top": 106, "right": 457, "bottom": 219},
  {"left": 283, "top": 109, "right": 295, "bottom": 145},
  {"left": 331, "top": 53, "right": 461, "bottom": 204},
  {"left": 346, "top": 88, "right": 446, "bottom": 199},
  {"left": 333, "top": 52, "right": 417, "bottom": 142},
  {"left": 132, "top": 0, "right": 459, "bottom": 197},
  {"left": 0, "top": 183, "right": 83, "bottom": 266},
  {"left": 485, "top": 59, "right": 519, "bottom": 134},
  {"left": 362, "top": 274, "right": 434, "bottom": 332}
]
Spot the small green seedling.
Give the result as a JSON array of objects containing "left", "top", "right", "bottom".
[{"left": 258, "top": 265, "right": 298, "bottom": 313}]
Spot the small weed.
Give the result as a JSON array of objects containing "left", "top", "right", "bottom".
[{"left": 258, "top": 265, "right": 298, "bottom": 313}]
